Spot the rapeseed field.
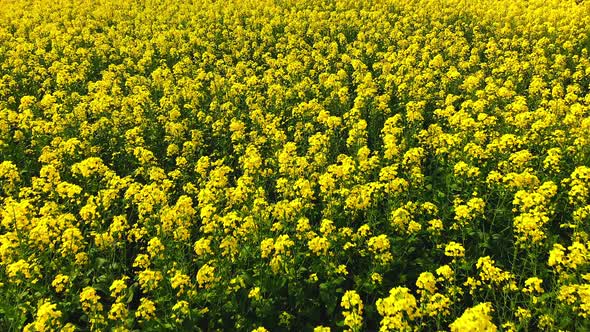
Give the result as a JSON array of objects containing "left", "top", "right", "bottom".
[{"left": 1, "top": 0, "right": 590, "bottom": 330}]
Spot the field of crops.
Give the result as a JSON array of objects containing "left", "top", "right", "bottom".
[{"left": 1, "top": 0, "right": 590, "bottom": 330}]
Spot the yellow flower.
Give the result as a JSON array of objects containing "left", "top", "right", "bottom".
[
  {"left": 341, "top": 290, "right": 363, "bottom": 311},
  {"left": 23, "top": 300, "right": 62, "bottom": 332},
  {"left": 308, "top": 273, "right": 319, "bottom": 283},
  {"left": 367, "top": 234, "right": 392, "bottom": 264},
  {"left": 371, "top": 272, "right": 383, "bottom": 284},
  {"left": 252, "top": 327, "right": 269, "bottom": 332},
  {"left": 516, "top": 307, "right": 531, "bottom": 321},
  {"left": 248, "top": 287, "right": 262, "bottom": 301},
  {"left": 416, "top": 272, "right": 437, "bottom": 295},
  {"left": 7, "top": 259, "right": 32, "bottom": 281},
  {"left": 260, "top": 238, "right": 274, "bottom": 258},
  {"left": 80, "top": 287, "right": 102, "bottom": 312},
  {"left": 341, "top": 290, "right": 363, "bottom": 331},
  {"left": 425, "top": 293, "right": 452, "bottom": 317},
  {"left": 548, "top": 243, "right": 566, "bottom": 271},
  {"left": 436, "top": 265, "right": 454, "bottom": 281},
  {"left": 314, "top": 326, "right": 331, "bottom": 332},
  {"left": 308, "top": 236, "right": 330, "bottom": 255},
  {"left": 0, "top": 161, "right": 20, "bottom": 192},
  {"left": 197, "top": 263, "right": 216, "bottom": 288},
  {"left": 108, "top": 303, "right": 128, "bottom": 321},
  {"left": 172, "top": 300, "right": 190, "bottom": 316},
  {"left": 147, "top": 237, "right": 165, "bottom": 259},
  {"left": 71, "top": 157, "right": 109, "bottom": 178},
  {"left": 523, "top": 277, "right": 544, "bottom": 294},
  {"left": 476, "top": 256, "right": 514, "bottom": 285},
  {"left": 427, "top": 219, "right": 443, "bottom": 235},
  {"left": 110, "top": 276, "right": 129, "bottom": 299},
  {"left": 444, "top": 242, "right": 465, "bottom": 258},
  {"left": 170, "top": 271, "right": 191, "bottom": 295},
  {"left": 170, "top": 300, "right": 190, "bottom": 323},
  {"left": 52, "top": 274, "right": 70, "bottom": 293},
  {"left": 274, "top": 235, "right": 294, "bottom": 255},
  {"left": 194, "top": 237, "right": 213, "bottom": 256},
  {"left": 567, "top": 242, "right": 589, "bottom": 269},
  {"left": 137, "top": 269, "right": 163, "bottom": 292},
  {"left": 376, "top": 287, "right": 419, "bottom": 331},
  {"left": 60, "top": 227, "right": 85, "bottom": 256},
  {"left": 501, "top": 322, "right": 516, "bottom": 332},
  {"left": 135, "top": 298, "right": 156, "bottom": 321},
  {"left": 390, "top": 207, "right": 412, "bottom": 231},
  {"left": 538, "top": 314, "right": 554, "bottom": 330},
  {"left": 133, "top": 254, "right": 151, "bottom": 269},
  {"left": 449, "top": 303, "right": 496, "bottom": 332}
]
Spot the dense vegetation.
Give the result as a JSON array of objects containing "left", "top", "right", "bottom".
[{"left": 1, "top": 0, "right": 590, "bottom": 331}]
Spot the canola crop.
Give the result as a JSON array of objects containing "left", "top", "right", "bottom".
[{"left": 1, "top": 0, "right": 590, "bottom": 331}]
